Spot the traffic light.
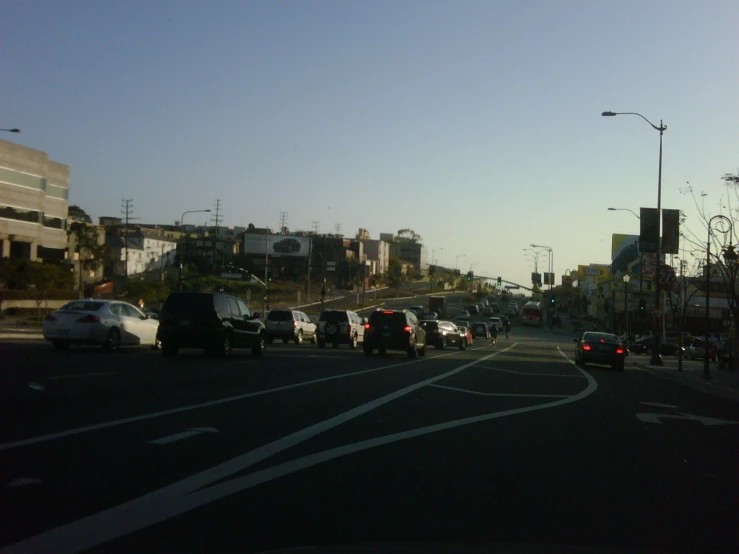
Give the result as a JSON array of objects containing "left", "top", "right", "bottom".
[
  {"left": 497, "top": 276, "right": 502, "bottom": 286},
  {"left": 466, "top": 271, "right": 473, "bottom": 281},
  {"left": 639, "top": 298, "right": 646, "bottom": 316}
]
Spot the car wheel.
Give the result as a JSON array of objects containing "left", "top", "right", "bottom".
[
  {"left": 458, "top": 338, "right": 465, "bottom": 351},
  {"left": 283, "top": 338, "right": 289, "bottom": 344},
  {"left": 102, "top": 328, "right": 121, "bottom": 352},
  {"left": 363, "top": 346, "right": 373, "bottom": 357},
  {"left": 616, "top": 361, "right": 625, "bottom": 371},
  {"left": 295, "top": 330, "right": 303, "bottom": 345},
  {"left": 418, "top": 344, "right": 426, "bottom": 356},
  {"left": 349, "top": 334, "right": 358, "bottom": 349},
  {"left": 310, "top": 333, "right": 316, "bottom": 345},
  {"left": 317, "top": 339, "right": 326, "bottom": 348},
  {"left": 407, "top": 343, "right": 417, "bottom": 358},
  {"left": 52, "top": 340, "right": 70, "bottom": 351},
  {"left": 252, "top": 333, "right": 265, "bottom": 357},
  {"left": 437, "top": 339, "right": 446, "bottom": 350},
  {"left": 161, "top": 340, "right": 178, "bottom": 357},
  {"left": 378, "top": 348, "right": 386, "bottom": 356},
  {"left": 215, "top": 332, "right": 233, "bottom": 357}
]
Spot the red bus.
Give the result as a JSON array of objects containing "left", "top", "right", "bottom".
[{"left": 521, "top": 302, "right": 542, "bottom": 327}]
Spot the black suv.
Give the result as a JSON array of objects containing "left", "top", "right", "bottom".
[
  {"left": 420, "top": 320, "right": 466, "bottom": 350},
  {"left": 158, "top": 292, "right": 266, "bottom": 357},
  {"left": 363, "top": 309, "right": 426, "bottom": 358}
]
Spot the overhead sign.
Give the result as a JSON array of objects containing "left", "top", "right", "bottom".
[
  {"left": 662, "top": 209, "right": 680, "bottom": 254},
  {"left": 243, "top": 235, "right": 311, "bottom": 258},
  {"left": 639, "top": 208, "right": 659, "bottom": 253}
]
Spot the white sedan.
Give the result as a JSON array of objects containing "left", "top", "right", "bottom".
[{"left": 43, "top": 299, "right": 160, "bottom": 352}]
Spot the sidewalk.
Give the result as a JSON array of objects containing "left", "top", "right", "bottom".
[
  {"left": 0, "top": 319, "right": 44, "bottom": 340},
  {"left": 631, "top": 356, "right": 739, "bottom": 404}
]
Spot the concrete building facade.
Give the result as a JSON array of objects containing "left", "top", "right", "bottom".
[{"left": 0, "top": 139, "right": 70, "bottom": 261}]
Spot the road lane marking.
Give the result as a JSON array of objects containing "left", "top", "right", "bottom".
[
  {"left": 428, "top": 384, "right": 570, "bottom": 398},
  {"left": 0, "top": 343, "right": 528, "bottom": 554},
  {"left": 475, "top": 365, "right": 586, "bottom": 378},
  {"left": 46, "top": 372, "right": 117, "bottom": 380},
  {"left": 636, "top": 413, "right": 739, "bottom": 426},
  {"left": 0, "top": 341, "right": 494, "bottom": 452},
  {"left": 7, "top": 478, "right": 42, "bottom": 488},
  {"left": 148, "top": 427, "right": 219, "bottom": 445},
  {"left": 639, "top": 402, "right": 677, "bottom": 408}
]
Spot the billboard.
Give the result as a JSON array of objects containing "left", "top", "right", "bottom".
[
  {"left": 612, "top": 234, "right": 642, "bottom": 290},
  {"left": 662, "top": 209, "right": 680, "bottom": 254},
  {"left": 243, "top": 235, "right": 311, "bottom": 258}
]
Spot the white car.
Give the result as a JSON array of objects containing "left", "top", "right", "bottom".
[
  {"left": 43, "top": 299, "right": 160, "bottom": 352},
  {"left": 488, "top": 316, "right": 503, "bottom": 331}
]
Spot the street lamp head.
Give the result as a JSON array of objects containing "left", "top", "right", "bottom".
[
  {"left": 607, "top": 207, "right": 616, "bottom": 211},
  {"left": 204, "top": 209, "right": 211, "bottom": 212},
  {"left": 601, "top": 111, "right": 617, "bottom": 117},
  {"left": 723, "top": 244, "right": 738, "bottom": 266}
]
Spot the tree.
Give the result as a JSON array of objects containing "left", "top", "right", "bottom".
[
  {"left": 385, "top": 256, "right": 406, "bottom": 297},
  {"left": 680, "top": 171, "right": 739, "bottom": 370},
  {"left": 394, "top": 228, "right": 423, "bottom": 243},
  {"left": 68, "top": 205, "right": 92, "bottom": 224},
  {"left": 69, "top": 222, "right": 110, "bottom": 295}
]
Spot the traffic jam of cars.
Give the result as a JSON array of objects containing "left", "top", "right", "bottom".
[{"left": 41, "top": 292, "right": 524, "bottom": 359}]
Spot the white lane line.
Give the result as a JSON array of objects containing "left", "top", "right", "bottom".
[
  {"left": 7, "top": 478, "right": 42, "bottom": 488},
  {"left": 46, "top": 372, "right": 117, "bottom": 380},
  {"left": 640, "top": 402, "right": 677, "bottom": 409},
  {"left": 148, "top": 427, "right": 219, "bottom": 445},
  {"left": 1, "top": 344, "right": 527, "bottom": 554},
  {"left": 0, "top": 341, "right": 490, "bottom": 452},
  {"left": 428, "top": 384, "right": 570, "bottom": 398},
  {"left": 476, "top": 365, "right": 586, "bottom": 378}
]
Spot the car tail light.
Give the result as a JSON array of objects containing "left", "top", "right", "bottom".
[
  {"left": 364, "top": 323, "right": 370, "bottom": 329},
  {"left": 45, "top": 314, "right": 57, "bottom": 322},
  {"left": 403, "top": 325, "right": 412, "bottom": 332},
  {"left": 292, "top": 321, "right": 297, "bottom": 328},
  {"left": 383, "top": 310, "right": 394, "bottom": 314},
  {"left": 616, "top": 347, "right": 625, "bottom": 354},
  {"left": 77, "top": 314, "right": 100, "bottom": 323},
  {"left": 582, "top": 343, "right": 591, "bottom": 351}
]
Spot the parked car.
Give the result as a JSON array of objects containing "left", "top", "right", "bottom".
[
  {"left": 265, "top": 309, "right": 317, "bottom": 345},
  {"left": 574, "top": 332, "right": 626, "bottom": 370},
  {"left": 420, "top": 320, "right": 466, "bottom": 350},
  {"left": 43, "top": 299, "right": 160, "bottom": 352},
  {"left": 317, "top": 309, "right": 365, "bottom": 349},
  {"left": 630, "top": 337, "right": 684, "bottom": 356},
  {"left": 686, "top": 340, "right": 718, "bottom": 361},
  {"left": 158, "top": 292, "right": 266, "bottom": 357},
  {"left": 470, "top": 321, "right": 490, "bottom": 339},
  {"left": 457, "top": 325, "right": 474, "bottom": 346},
  {"left": 363, "top": 309, "right": 426, "bottom": 358}
]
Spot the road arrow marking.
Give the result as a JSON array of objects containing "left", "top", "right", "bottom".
[
  {"left": 8, "top": 478, "right": 42, "bottom": 488},
  {"left": 148, "top": 427, "right": 219, "bottom": 445},
  {"left": 636, "top": 412, "right": 739, "bottom": 426},
  {"left": 639, "top": 402, "right": 677, "bottom": 408}
]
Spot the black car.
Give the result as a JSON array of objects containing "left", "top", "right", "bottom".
[
  {"left": 272, "top": 238, "right": 301, "bottom": 254},
  {"left": 420, "top": 320, "right": 466, "bottom": 350},
  {"left": 630, "top": 336, "right": 683, "bottom": 356},
  {"left": 574, "top": 332, "right": 625, "bottom": 370},
  {"left": 470, "top": 322, "right": 490, "bottom": 339},
  {"left": 158, "top": 292, "right": 266, "bottom": 357},
  {"left": 363, "top": 309, "right": 426, "bottom": 358}
]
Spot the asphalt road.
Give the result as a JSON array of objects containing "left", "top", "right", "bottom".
[{"left": 2, "top": 293, "right": 738, "bottom": 553}]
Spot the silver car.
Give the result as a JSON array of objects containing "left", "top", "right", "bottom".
[
  {"left": 43, "top": 299, "right": 159, "bottom": 352},
  {"left": 265, "top": 309, "right": 317, "bottom": 345}
]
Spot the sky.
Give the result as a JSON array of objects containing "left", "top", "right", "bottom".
[{"left": 2, "top": 0, "right": 738, "bottom": 287}]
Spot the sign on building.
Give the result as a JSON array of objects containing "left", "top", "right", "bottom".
[{"left": 243, "top": 235, "right": 311, "bottom": 258}]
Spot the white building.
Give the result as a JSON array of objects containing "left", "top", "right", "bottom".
[{"left": 108, "top": 230, "right": 177, "bottom": 276}]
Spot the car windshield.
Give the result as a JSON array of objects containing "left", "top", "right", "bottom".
[
  {"left": 582, "top": 333, "right": 620, "bottom": 344},
  {"left": 161, "top": 293, "right": 213, "bottom": 317},
  {"left": 368, "top": 312, "right": 407, "bottom": 326},
  {"left": 268, "top": 310, "right": 293, "bottom": 321},
  {"left": 319, "top": 311, "right": 349, "bottom": 322}
]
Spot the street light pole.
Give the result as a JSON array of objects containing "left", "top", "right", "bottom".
[
  {"left": 179, "top": 209, "right": 211, "bottom": 291},
  {"left": 531, "top": 244, "right": 553, "bottom": 289},
  {"left": 602, "top": 111, "right": 667, "bottom": 366},
  {"left": 623, "top": 274, "right": 631, "bottom": 336},
  {"left": 703, "top": 215, "right": 733, "bottom": 379}
]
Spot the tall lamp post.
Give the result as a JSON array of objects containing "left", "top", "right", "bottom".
[
  {"left": 179, "top": 209, "right": 211, "bottom": 291},
  {"left": 531, "top": 244, "right": 553, "bottom": 289},
  {"left": 602, "top": 110, "right": 666, "bottom": 366},
  {"left": 622, "top": 274, "right": 631, "bottom": 336},
  {"left": 703, "top": 215, "right": 734, "bottom": 379}
]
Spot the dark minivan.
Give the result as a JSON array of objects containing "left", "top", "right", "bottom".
[
  {"left": 363, "top": 309, "right": 426, "bottom": 358},
  {"left": 158, "top": 292, "right": 266, "bottom": 357}
]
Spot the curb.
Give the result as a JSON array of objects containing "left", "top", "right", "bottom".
[{"left": 631, "top": 361, "right": 739, "bottom": 404}]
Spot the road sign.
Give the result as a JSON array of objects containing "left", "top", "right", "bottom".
[{"left": 659, "top": 264, "right": 676, "bottom": 286}]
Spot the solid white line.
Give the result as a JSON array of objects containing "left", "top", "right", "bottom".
[
  {"left": 7, "top": 478, "right": 42, "bottom": 488},
  {"left": 46, "top": 372, "right": 117, "bottom": 380},
  {"left": 1, "top": 344, "right": 526, "bottom": 554},
  {"left": 148, "top": 427, "right": 219, "bottom": 445},
  {"left": 428, "top": 384, "right": 570, "bottom": 398},
  {"left": 475, "top": 365, "right": 586, "bottom": 378},
  {"left": 640, "top": 401, "right": 677, "bottom": 409},
  {"left": 0, "top": 341, "right": 490, "bottom": 452}
]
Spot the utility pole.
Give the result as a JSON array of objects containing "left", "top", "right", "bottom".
[
  {"left": 334, "top": 223, "right": 341, "bottom": 236},
  {"left": 307, "top": 221, "right": 319, "bottom": 302},
  {"left": 211, "top": 199, "right": 223, "bottom": 267},
  {"left": 279, "top": 212, "right": 288, "bottom": 235},
  {"left": 121, "top": 199, "right": 137, "bottom": 278}
]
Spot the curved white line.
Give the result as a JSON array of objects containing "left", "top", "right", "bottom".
[{"left": 1, "top": 344, "right": 597, "bottom": 554}]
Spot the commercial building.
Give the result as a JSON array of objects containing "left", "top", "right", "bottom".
[
  {"left": 0, "top": 139, "right": 70, "bottom": 261},
  {"left": 389, "top": 240, "right": 428, "bottom": 277}
]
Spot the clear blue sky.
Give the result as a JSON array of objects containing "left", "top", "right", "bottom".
[{"left": 2, "top": 0, "right": 737, "bottom": 287}]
